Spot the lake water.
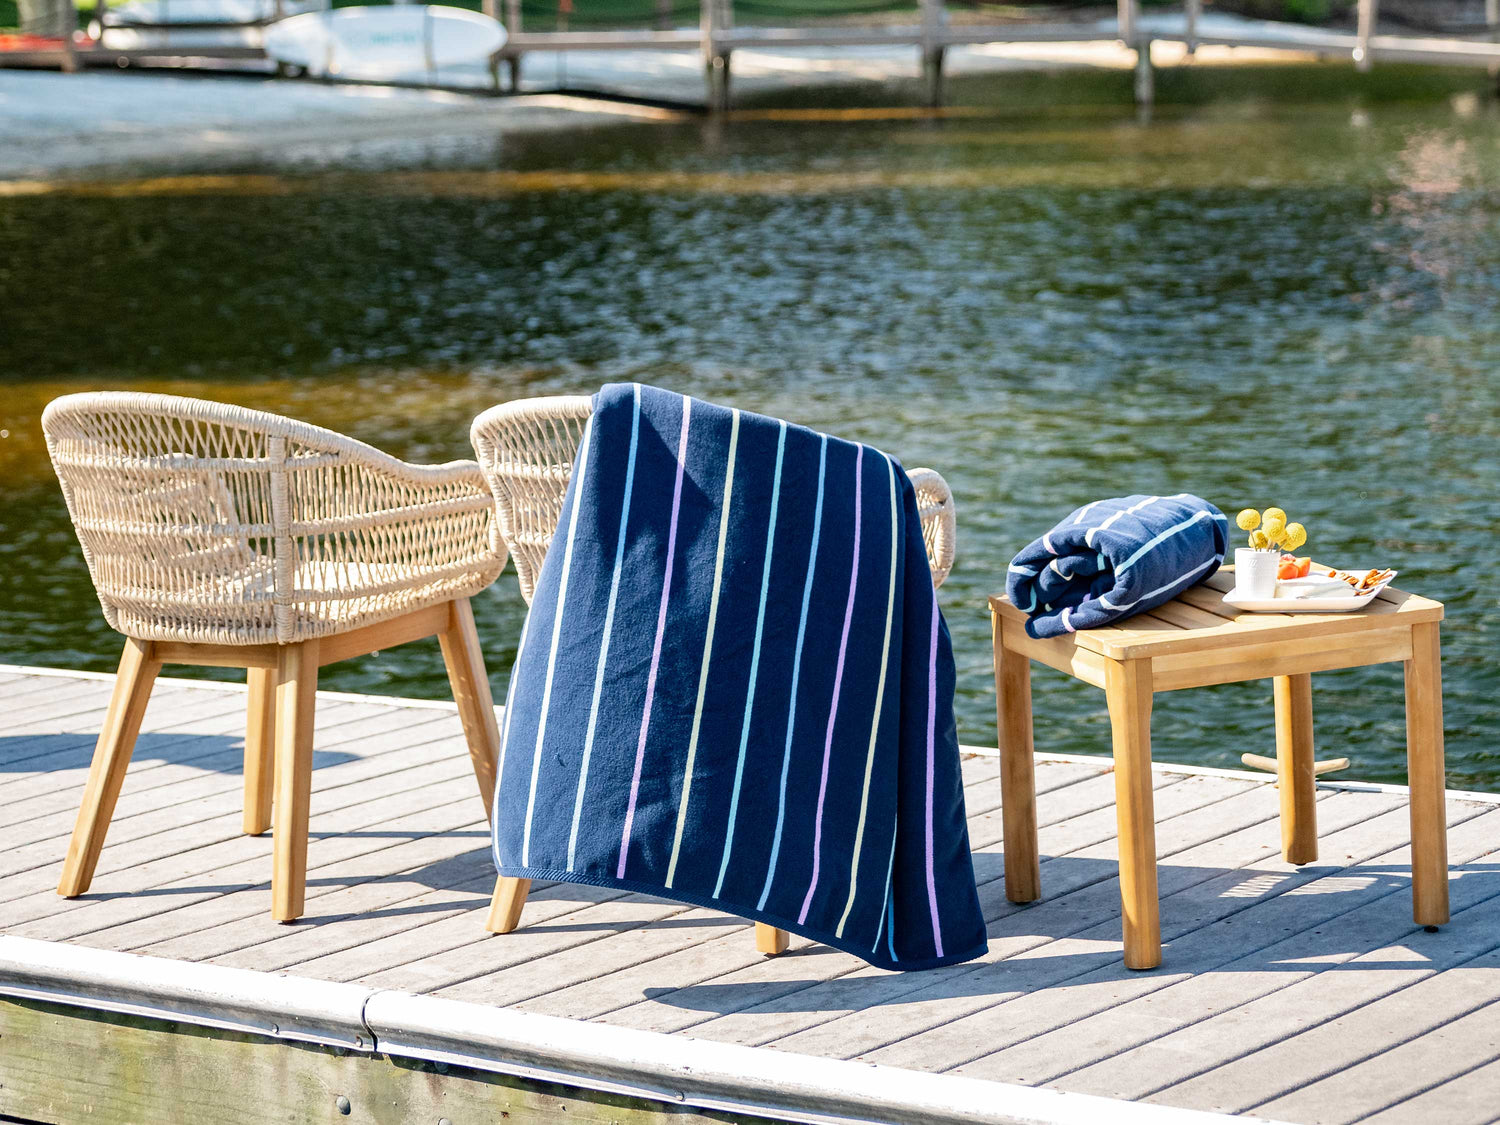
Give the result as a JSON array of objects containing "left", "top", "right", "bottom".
[{"left": 5, "top": 64, "right": 1500, "bottom": 787}]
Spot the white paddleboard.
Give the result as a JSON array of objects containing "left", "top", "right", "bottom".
[{"left": 264, "top": 5, "right": 506, "bottom": 77}]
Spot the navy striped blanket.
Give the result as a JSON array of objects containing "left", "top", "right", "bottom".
[
  {"left": 492, "top": 383, "right": 987, "bottom": 971},
  {"left": 1006, "top": 494, "right": 1229, "bottom": 639}
]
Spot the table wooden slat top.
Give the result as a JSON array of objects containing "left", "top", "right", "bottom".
[{"left": 989, "top": 565, "right": 1443, "bottom": 660}]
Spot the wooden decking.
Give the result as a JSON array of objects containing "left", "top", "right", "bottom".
[{"left": 4, "top": 664, "right": 1500, "bottom": 1123}]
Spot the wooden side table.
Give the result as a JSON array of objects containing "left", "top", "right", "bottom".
[{"left": 989, "top": 566, "right": 1448, "bottom": 971}]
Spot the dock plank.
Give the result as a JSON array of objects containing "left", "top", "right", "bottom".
[
  {"left": 953, "top": 804, "right": 1500, "bottom": 1094},
  {"left": 452, "top": 770, "right": 1216, "bottom": 1020},
  {"left": 3, "top": 668, "right": 1498, "bottom": 1125}
]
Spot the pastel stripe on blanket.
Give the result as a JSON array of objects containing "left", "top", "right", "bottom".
[
  {"left": 521, "top": 412, "right": 593, "bottom": 865},
  {"left": 666, "top": 408, "right": 740, "bottom": 888},
  {"left": 798, "top": 443, "right": 863, "bottom": 926},
  {"left": 567, "top": 388, "right": 641, "bottom": 870},
  {"left": 1007, "top": 493, "right": 1228, "bottom": 640},
  {"left": 758, "top": 433, "right": 828, "bottom": 914},
  {"left": 835, "top": 454, "right": 898, "bottom": 939},
  {"left": 713, "top": 420, "right": 787, "bottom": 899},
  {"left": 492, "top": 383, "right": 986, "bottom": 972},
  {"left": 617, "top": 396, "right": 692, "bottom": 880}
]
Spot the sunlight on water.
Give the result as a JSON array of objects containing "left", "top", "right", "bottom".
[{"left": 4, "top": 65, "right": 1500, "bottom": 786}]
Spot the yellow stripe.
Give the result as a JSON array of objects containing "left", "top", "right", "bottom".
[
  {"left": 665, "top": 409, "right": 740, "bottom": 888},
  {"left": 835, "top": 456, "right": 899, "bottom": 938}
]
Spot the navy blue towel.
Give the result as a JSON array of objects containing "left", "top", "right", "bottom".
[
  {"left": 1006, "top": 494, "right": 1229, "bottom": 639},
  {"left": 492, "top": 383, "right": 986, "bottom": 971}
]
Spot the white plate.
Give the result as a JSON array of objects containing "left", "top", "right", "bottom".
[{"left": 1222, "top": 569, "right": 1397, "bottom": 614}]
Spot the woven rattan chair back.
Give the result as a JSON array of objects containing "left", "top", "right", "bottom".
[
  {"left": 44, "top": 392, "right": 501, "bottom": 646},
  {"left": 471, "top": 395, "right": 957, "bottom": 604},
  {"left": 42, "top": 391, "right": 506, "bottom": 925}
]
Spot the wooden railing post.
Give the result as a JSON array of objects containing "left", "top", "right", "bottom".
[
  {"left": 1354, "top": 0, "right": 1376, "bottom": 71},
  {"left": 61, "top": 0, "right": 79, "bottom": 71},
  {"left": 1119, "top": 0, "right": 1151, "bottom": 109},
  {"left": 702, "top": 0, "right": 731, "bottom": 113},
  {"left": 505, "top": 0, "right": 522, "bottom": 91},
  {"left": 919, "top": 0, "right": 945, "bottom": 107}
]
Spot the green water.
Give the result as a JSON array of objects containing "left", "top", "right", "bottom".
[{"left": 5, "top": 65, "right": 1500, "bottom": 787}]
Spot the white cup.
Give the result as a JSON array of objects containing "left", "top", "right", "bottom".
[{"left": 1234, "top": 548, "right": 1280, "bottom": 600}]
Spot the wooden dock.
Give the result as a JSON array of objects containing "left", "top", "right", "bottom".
[{"left": 4, "top": 664, "right": 1500, "bottom": 1124}]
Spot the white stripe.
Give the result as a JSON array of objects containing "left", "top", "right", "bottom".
[
  {"left": 1115, "top": 509, "right": 1215, "bottom": 577},
  {"left": 1084, "top": 495, "right": 1159, "bottom": 549},
  {"left": 665, "top": 409, "right": 740, "bottom": 888},
  {"left": 521, "top": 415, "right": 593, "bottom": 867},
  {"left": 835, "top": 456, "right": 899, "bottom": 939},
  {"left": 566, "top": 389, "right": 641, "bottom": 870},
  {"left": 1008, "top": 562, "right": 1040, "bottom": 576},
  {"left": 1098, "top": 553, "right": 1220, "bottom": 613},
  {"left": 1071, "top": 500, "right": 1101, "bottom": 525}
]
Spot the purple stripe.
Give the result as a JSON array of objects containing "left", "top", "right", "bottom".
[
  {"left": 923, "top": 595, "right": 944, "bottom": 958},
  {"left": 616, "top": 398, "right": 692, "bottom": 879},
  {"left": 798, "top": 445, "right": 863, "bottom": 926}
]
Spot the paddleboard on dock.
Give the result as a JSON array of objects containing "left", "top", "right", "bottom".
[{"left": 263, "top": 5, "right": 506, "bottom": 77}]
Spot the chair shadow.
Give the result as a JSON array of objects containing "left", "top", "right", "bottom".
[
  {"left": 637, "top": 852, "right": 1500, "bottom": 1016},
  {"left": 0, "top": 732, "right": 358, "bottom": 774}
]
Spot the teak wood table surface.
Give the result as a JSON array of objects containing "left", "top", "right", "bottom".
[{"left": 989, "top": 565, "right": 1449, "bottom": 971}]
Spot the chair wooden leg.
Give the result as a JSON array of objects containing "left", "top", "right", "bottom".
[
  {"left": 1274, "top": 673, "right": 1318, "bottom": 865},
  {"left": 995, "top": 612, "right": 1041, "bottom": 903},
  {"left": 58, "top": 638, "right": 161, "bottom": 898},
  {"left": 755, "top": 922, "right": 789, "bottom": 955},
  {"left": 437, "top": 597, "right": 500, "bottom": 821},
  {"left": 1106, "top": 657, "right": 1160, "bottom": 971},
  {"left": 486, "top": 875, "right": 532, "bottom": 934},
  {"left": 243, "top": 667, "right": 276, "bottom": 837},
  {"left": 1405, "top": 622, "right": 1450, "bottom": 927},
  {"left": 272, "top": 639, "right": 319, "bottom": 924}
]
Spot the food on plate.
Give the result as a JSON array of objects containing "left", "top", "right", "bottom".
[
  {"left": 1277, "top": 555, "right": 1313, "bottom": 580},
  {"left": 1334, "top": 567, "right": 1396, "bottom": 593}
]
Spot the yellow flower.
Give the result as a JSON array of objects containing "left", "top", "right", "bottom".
[
  {"left": 1263, "top": 514, "right": 1287, "bottom": 541},
  {"left": 1263, "top": 507, "right": 1286, "bottom": 524},
  {"left": 1249, "top": 529, "right": 1270, "bottom": 549},
  {"left": 1283, "top": 522, "right": 1307, "bottom": 551},
  {"left": 1236, "top": 508, "right": 1261, "bottom": 531}
]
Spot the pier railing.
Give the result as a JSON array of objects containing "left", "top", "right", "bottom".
[
  {"left": 13, "top": 0, "right": 1500, "bottom": 111},
  {"left": 486, "top": 0, "right": 1500, "bottom": 111}
]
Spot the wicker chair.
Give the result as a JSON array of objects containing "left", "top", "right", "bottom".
[
  {"left": 43, "top": 392, "right": 507, "bottom": 923},
  {"left": 470, "top": 394, "right": 958, "bottom": 954}
]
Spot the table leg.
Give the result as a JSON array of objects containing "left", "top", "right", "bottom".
[
  {"left": 1274, "top": 673, "right": 1318, "bottom": 865},
  {"left": 1106, "top": 657, "right": 1160, "bottom": 970},
  {"left": 994, "top": 612, "right": 1040, "bottom": 904},
  {"left": 1405, "top": 622, "right": 1449, "bottom": 927}
]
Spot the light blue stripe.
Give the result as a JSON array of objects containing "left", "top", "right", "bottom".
[
  {"left": 1099, "top": 553, "right": 1220, "bottom": 613},
  {"left": 757, "top": 434, "right": 827, "bottom": 914},
  {"left": 565, "top": 387, "right": 642, "bottom": 871},
  {"left": 714, "top": 420, "right": 787, "bottom": 899},
  {"left": 1084, "top": 494, "right": 1159, "bottom": 549},
  {"left": 877, "top": 827, "right": 899, "bottom": 959},
  {"left": 521, "top": 414, "right": 594, "bottom": 867},
  {"left": 1008, "top": 562, "right": 1039, "bottom": 576},
  {"left": 490, "top": 609, "right": 532, "bottom": 859},
  {"left": 1115, "top": 509, "right": 1215, "bottom": 577}
]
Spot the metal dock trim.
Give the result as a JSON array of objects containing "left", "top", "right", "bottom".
[{"left": 0, "top": 935, "right": 1283, "bottom": 1125}]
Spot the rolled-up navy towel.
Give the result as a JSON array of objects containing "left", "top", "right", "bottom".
[{"left": 1006, "top": 494, "right": 1229, "bottom": 639}]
